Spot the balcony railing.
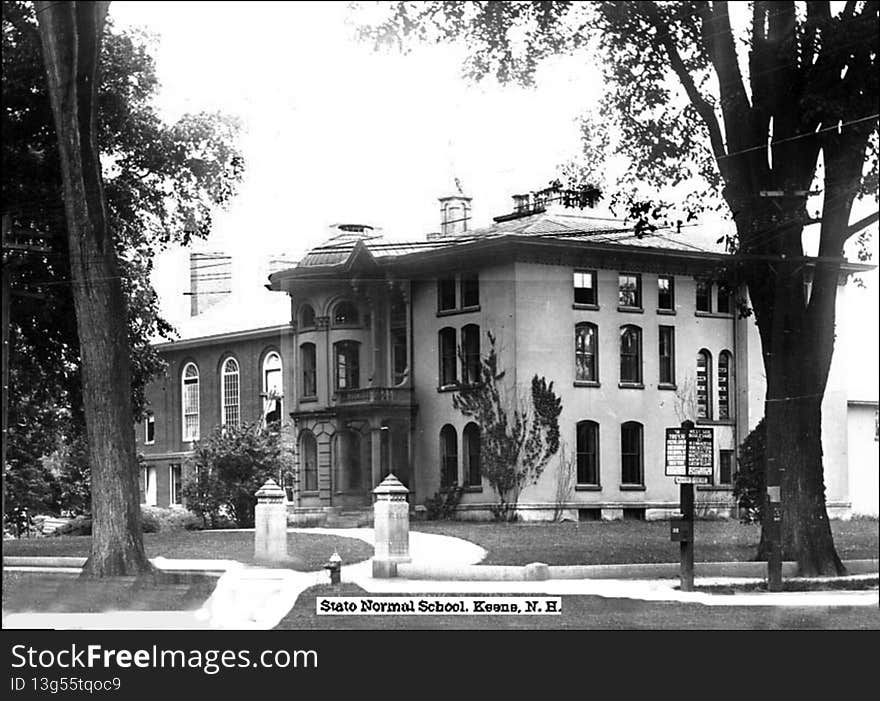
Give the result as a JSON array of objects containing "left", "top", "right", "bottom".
[{"left": 334, "top": 386, "right": 414, "bottom": 407}]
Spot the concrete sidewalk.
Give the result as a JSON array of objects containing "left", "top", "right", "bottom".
[{"left": 3, "top": 527, "right": 877, "bottom": 629}]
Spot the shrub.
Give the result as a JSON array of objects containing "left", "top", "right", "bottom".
[
  {"left": 424, "top": 484, "right": 465, "bottom": 520},
  {"left": 140, "top": 505, "right": 203, "bottom": 532},
  {"left": 733, "top": 418, "right": 765, "bottom": 523},
  {"left": 140, "top": 509, "right": 161, "bottom": 534}
]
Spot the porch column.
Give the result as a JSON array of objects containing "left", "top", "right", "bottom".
[{"left": 370, "top": 424, "right": 382, "bottom": 489}]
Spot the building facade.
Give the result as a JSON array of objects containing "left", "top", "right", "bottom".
[{"left": 137, "top": 193, "right": 873, "bottom": 520}]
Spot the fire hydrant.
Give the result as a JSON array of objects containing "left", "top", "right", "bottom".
[{"left": 324, "top": 550, "right": 342, "bottom": 585}]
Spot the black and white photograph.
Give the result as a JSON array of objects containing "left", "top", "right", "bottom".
[{"left": 2, "top": 0, "right": 878, "bottom": 671}]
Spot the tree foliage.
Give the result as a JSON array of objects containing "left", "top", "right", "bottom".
[
  {"left": 452, "top": 332, "right": 562, "bottom": 520},
  {"left": 733, "top": 418, "right": 766, "bottom": 524},
  {"left": 360, "top": 0, "right": 878, "bottom": 575},
  {"left": 182, "top": 422, "right": 288, "bottom": 529},
  {"left": 2, "top": 1, "right": 244, "bottom": 516}
]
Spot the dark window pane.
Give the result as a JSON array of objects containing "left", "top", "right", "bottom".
[
  {"left": 465, "top": 424, "right": 481, "bottom": 486},
  {"left": 620, "top": 327, "right": 642, "bottom": 383},
  {"left": 301, "top": 343, "right": 316, "bottom": 397},
  {"left": 619, "top": 274, "right": 641, "bottom": 308},
  {"left": 659, "top": 326, "right": 675, "bottom": 385},
  {"left": 461, "top": 325, "right": 481, "bottom": 385},
  {"left": 335, "top": 342, "right": 360, "bottom": 390},
  {"left": 439, "top": 278, "right": 456, "bottom": 311},
  {"left": 301, "top": 432, "right": 318, "bottom": 492},
  {"left": 333, "top": 301, "right": 359, "bottom": 325},
  {"left": 440, "top": 425, "right": 458, "bottom": 488},
  {"left": 575, "top": 324, "right": 597, "bottom": 382},
  {"left": 621, "top": 422, "right": 643, "bottom": 485},
  {"left": 439, "top": 328, "right": 457, "bottom": 386},
  {"left": 696, "top": 280, "right": 712, "bottom": 312},
  {"left": 574, "top": 270, "right": 597, "bottom": 305},
  {"left": 462, "top": 274, "right": 479, "bottom": 308},
  {"left": 658, "top": 276, "right": 674, "bottom": 310},
  {"left": 719, "top": 450, "right": 734, "bottom": 485},
  {"left": 301, "top": 305, "right": 315, "bottom": 327},
  {"left": 717, "top": 284, "right": 732, "bottom": 314},
  {"left": 576, "top": 421, "right": 599, "bottom": 485}
]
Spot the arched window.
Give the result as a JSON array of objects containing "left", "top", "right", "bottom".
[
  {"left": 334, "top": 341, "right": 360, "bottom": 390},
  {"left": 221, "top": 357, "right": 240, "bottom": 427},
  {"left": 621, "top": 421, "right": 644, "bottom": 486},
  {"left": 181, "top": 362, "right": 200, "bottom": 441},
  {"left": 696, "top": 349, "right": 712, "bottom": 419},
  {"left": 440, "top": 424, "right": 458, "bottom": 489},
  {"left": 333, "top": 301, "right": 359, "bottom": 326},
  {"left": 463, "top": 423, "right": 481, "bottom": 487},
  {"left": 576, "top": 420, "right": 599, "bottom": 485},
  {"left": 619, "top": 325, "right": 643, "bottom": 385},
  {"left": 461, "top": 324, "right": 481, "bottom": 386},
  {"left": 575, "top": 323, "right": 598, "bottom": 383},
  {"left": 300, "top": 343, "right": 316, "bottom": 398},
  {"left": 262, "top": 352, "right": 283, "bottom": 425},
  {"left": 718, "top": 351, "right": 733, "bottom": 419},
  {"left": 438, "top": 327, "right": 457, "bottom": 387},
  {"left": 300, "top": 431, "right": 318, "bottom": 492},
  {"left": 300, "top": 304, "right": 316, "bottom": 328}
]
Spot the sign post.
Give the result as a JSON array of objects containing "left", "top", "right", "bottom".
[{"left": 665, "top": 420, "right": 713, "bottom": 592}]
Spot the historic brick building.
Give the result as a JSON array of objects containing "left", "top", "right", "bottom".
[{"left": 137, "top": 190, "right": 873, "bottom": 520}]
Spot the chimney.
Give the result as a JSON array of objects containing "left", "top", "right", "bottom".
[
  {"left": 437, "top": 176, "right": 472, "bottom": 237},
  {"left": 189, "top": 251, "right": 232, "bottom": 316}
]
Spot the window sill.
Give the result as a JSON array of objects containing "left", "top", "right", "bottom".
[
  {"left": 697, "top": 485, "right": 733, "bottom": 492},
  {"left": 619, "top": 484, "right": 646, "bottom": 491},
  {"left": 656, "top": 308, "right": 676, "bottom": 315},
  {"left": 298, "top": 325, "right": 317, "bottom": 332},
  {"left": 696, "top": 418, "right": 735, "bottom": 426},
  {"left": 575, "top": 484, "right": 602, "bottom": 491},
  {"left": 618, "top": 382, "right": 644, "bottom": 390},
  {"left": 658, "top": 383, "right": 677, "bottom": 391},
  {"left": 463, "top": 485, "right": 483, "bottom": 493},
  {"left": 331, "top": 322, "right": 364, "bottom": 330},
  {"left": 437, "top": 384, "right": 459, "bottom": 393},
  {"left": 299, "top": 396, "right": 318, "bottom": 403},
  {"left": 695, "top": 311, "right": 734, "bottom": 319},
  {"left": 574, "top": 380, "right": 600, "bottom": 388},
  {"left": 617, "top": 306, "right": 644, "bottom": 314},
  {"left": 572, "top": 303, "right": 599, "bottom": 311},
  {"left": 437, "top": 305, "right": 481, "bottom": 317},
  {"left": 300, "top": 491, "right": 320, "bottom": 497}
]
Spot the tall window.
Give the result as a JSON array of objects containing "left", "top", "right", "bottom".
[
  {"left": 333, "top": 301, "right": 359, "bottom": 326},
  {"left": 696, "top": 349, "right": 712, "bottom": 419},
  {"left": 221, "top": 357, "right": 240, "bottom": 427},
  {"left": 658, "top": 275, "right": 675, "bottom": 311},
  {"left": 717, "top": 284, "right": 732, "bottom": 314},
  {"left": 262, "top": 352, "right": 283, "bottom": 424},
  {"left": 574, "top": 270, "right": 597, "bottom": 306},
  {"left": 439, "top": 327, "right": 457, "bottom": 387},
  {"left": 576, "top": 420, "right": 599, "bottom": 485},
  {"left": 438, "top": 277, "right": 456, "bottom": 311},
  {"left": 658, "top": 325, "right": 676, "bottom": 386},
  {"left": 181, "top": 362, "right": 200, "bottom": 441},
  {"left": 618, "top": 273, "right": 642, "bottom": 308},
  {"left": 621, "top": 421, "right": 644, "bottom": 486},
  {"left": 696, "top": 280, "right": 712, "bottom": 312},
  {"left": 145, "top": 412, "right": 155, "bottom": 445},
  {"left": 390, "top": 292, "right": 408, "bottom": 385},
  {"left": 461, "top": 273, "right": 480, "bottom": 308},
  {"left": 440, "top": 424, "right": 458, "bottom": 488},
  {"left": 300, "top": 343, "right": 316, "bottom": 398},
  {"left": 334, "top": 341, "right": 360, "bottom": 390},
  {"left": 300, "top": 304, "right": 316, "bottom": 328},
  {"left": 718, "top": 351, "right": 733, "bottom": 419},
  {"left": 719, "top": 449, "right": 734, "bottom": 486},
  {"left": 461, "top": 324, "right": 481, "bottom": 385},
  {"left": 619, "top": 325, "right": 643, "bottom": 385},
  {"left": 575, "top": 323, "right": 598, "bottom": 382},
  {"left": 463, "top": 423, "right": 481, "bottom": 487},
  {"left": 170, "top": 464, "right": 182, "bottom": 505},
  {"left": 143, "top": 466, "right": 157, "bottom": 506},
  {"left": 300, "top": 431, "right": 318, "bottom": 492}
]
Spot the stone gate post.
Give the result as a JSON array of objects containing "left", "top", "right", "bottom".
[
  {"left": 372, "top": 473, "right": 411, "bottom": 577},
  {"left": 254, "top": 478, "right": 288, "bottom": 563}
]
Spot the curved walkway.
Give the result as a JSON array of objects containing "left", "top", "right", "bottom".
[{"left": 3, "top": 528, "right": 876, "bottom": 629}]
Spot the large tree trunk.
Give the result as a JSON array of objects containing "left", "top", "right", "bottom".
[{"left": 36, "top": 1, "right": 152, "bottom": 577}]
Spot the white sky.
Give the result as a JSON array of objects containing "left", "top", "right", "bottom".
[{"left": 109, "top": 1, "right": 878, "bottom": 400}]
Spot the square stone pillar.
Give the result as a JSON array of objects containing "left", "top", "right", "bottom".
[
  {"left": 254, "top": 478, "right": 288, "bottom": 562},
  {"left": 372, "top": 473, "right": 410, "bottom": 578}
]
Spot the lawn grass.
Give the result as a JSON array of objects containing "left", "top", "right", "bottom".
[
  {"left": 2, "top": 530, "right": 373, "bottom": 571},
  {"left": 2, "top": 570, "right": 217, "bottom": 614},
  {"left": 275, "top": 582, "right": 880, "bottom": 630},
  {"left": 411, "top": 518, "right": 879, "bottom": 566}
]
